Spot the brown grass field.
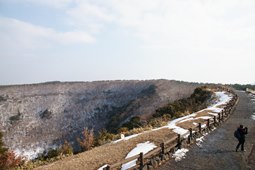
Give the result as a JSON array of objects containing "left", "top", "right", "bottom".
[{"left": 35, "top": 128, "right": 175, "bottom": 170}]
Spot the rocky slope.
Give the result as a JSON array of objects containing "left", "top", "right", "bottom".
[{"left": 0, "top": 80, "right": 200, "bottom": 159}]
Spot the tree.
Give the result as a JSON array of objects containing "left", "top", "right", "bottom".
[
  {"left": 0, "top": 132, "right": 22, "bottom": 170},
  {"left": 60, "top": 140, "right": 73, "bottom": 156},
  {"left": 77, "top": 128, "right": 94, "bottom": 151}
]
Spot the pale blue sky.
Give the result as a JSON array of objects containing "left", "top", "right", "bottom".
[{"left": 0, "top": 0, "right": 254, "bottom": 85}]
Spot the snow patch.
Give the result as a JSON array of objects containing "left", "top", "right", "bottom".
[
  {"left": 121, "top": 141, "right": 157, "bottom": 170},
  {"left": 201, "top": 124, "right": 207, "bottom": 128},
  {"left": 213, "top": 92, "right": 232, "bottom": 108},
  {"left": 98, "top": 164, "right": 108, "bottom": 170},
  {"left": 193, "top": 122, "right": 198, "bottom": 126},
  {"left": 251, "top": 113, "right": 255, "bottom": 120},
  {"left": 166, "top": 113, "right": 196, "bottom": 136},
  {"left": 196, "top": 136, "right": 205, "bottom": 148},
  {"left": 14, "top": 147, "right": 44, "bottom": 160},
  {"left": 172, "top": 148, "right": 189, "bottom": 162}
]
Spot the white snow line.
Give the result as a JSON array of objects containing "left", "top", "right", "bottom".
[
  {"left": 98, "top": 164, "right": 108, "bottom": 170},
  {"left": 113, "top": 134, "right": 139, "bottom": 144}
]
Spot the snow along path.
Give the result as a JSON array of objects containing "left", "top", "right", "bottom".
[
  {"left": 158, "top": 91, "right": 255, "bottom": 170},
  {"left": 121, "top": 141, "right": 157, "bottom": 170},
  {"left": 114, "top": 91, "right": 233, "bottom": 143},
  {"left": 165, "top": 91, "right": 232, "bottom": 137},
  {"left": 111, "top": 91, "right": 233, "bottom": 169}
]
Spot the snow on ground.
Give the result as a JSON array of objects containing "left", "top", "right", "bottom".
[
  {"left": 166, "top": 114, "right": 194, "bottom": 136},
  {"left": 115, "top": 91, "right": 232, "bottom": 144},
  {"left": 121, "top": 141, "right": 157, "bottom": 170},
  {"left": 172, "top": 148, "right": 189, "bottom": 162},
  {"left": 213, "top": 92, "right": 232, "bottom": 108},
  {"left": 98, "top": 164, "right": 108, "bottom": 170},
  {"left": 113, "top": 134, "right": 139, "bottom": 143},
  {"left": 106, "top": 91, "right": 232, "bottom": 168},
  {"left": 195, "top": 132, "right": 209, "bottom": 148},
  {"left": 14, "top": 147, "right": 44, "bottom": 160},
  {"left": 251, "top": 113, "right": 255, "bottom": 121},
  {"left": 166, "top": 91, "right": 232, "bottom": 137}
]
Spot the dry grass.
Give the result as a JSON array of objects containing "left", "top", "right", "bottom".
[
  {"left": 195, "top": 110, "right": 213, "bottom": 118},
  {"left": 176, "top": 109, "right": 214, "bottom": 130},
  {"left": 35, "top": 128, "right": 175, "bottom": 170}
]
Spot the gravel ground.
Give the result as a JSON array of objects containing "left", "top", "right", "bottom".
[{"left": 159, "top": 91, "right": 255, "bottom": 170}]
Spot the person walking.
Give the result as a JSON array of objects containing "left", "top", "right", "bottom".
[{"left": 235, "top": 125, "right": 248, "bottom": 152}]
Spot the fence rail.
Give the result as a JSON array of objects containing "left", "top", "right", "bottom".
[{"left": 103, "top": 92, "right": 239, "bottom": 170}]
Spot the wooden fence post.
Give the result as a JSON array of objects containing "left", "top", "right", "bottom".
[
  {"left": 188, "top": 128, "right": 192, "bottom": 144},
  {"left": 177, "top": 134, "right": 181, "bottom": 149},
  {"left": 161, "top": 142, "right": 165, "bottom": 154},
  {"left": 198, "top": 123, "right": 201, "bottom": 133},
  {"left": 207, "top": 119, "right": 210, "bottom": 129},
  {"left": 139, "top": 152, "right": 144, "bottom": 170},
  {"left": 160, "top": 142, "right": 165, "bottom": 160}
]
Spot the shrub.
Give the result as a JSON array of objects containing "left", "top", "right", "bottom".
[
  {"left": 121, "top": 116, "right": 142, "bottom": 130},
  {"left": 77, "top": 128, "right": 94, "bottom": 151},
  {"left": 118, "top": 127, "right": 129, "bottom": 134},
  {"left": 45, "top": 148, "right": 60, "bottom": 159},
  {"left": 153, "top": 87, "right": 213, "bottom": 118},
  {"left": 60, "top": 141, "right": 73, "bottom": 156},
  {"left": 0, "top": 132, "right": 22, "bottom": 170},
  {"left": 148, "top": 117, "right": 168, "bottom": 128},
  {"left": 95, "top": 129, "right": 119, "bottom": 146},
  {"left": 0, "top": 151, "right": 22, "bottom": 170}
]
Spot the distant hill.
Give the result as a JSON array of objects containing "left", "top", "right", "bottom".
[{"left": 0, "top": 80, "right": 201, "bottom": 158}]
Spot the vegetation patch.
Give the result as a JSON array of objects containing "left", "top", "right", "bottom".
[
  {"left": 9, "top": 112, "right": 22, "bottom": 124},
  {"left": 39, "top": 109, "right": 52, "bottom": 119},
  {"left": 153, "top": 86, "right": 213, "bottom": 119},
  {"left": 230, "top": 84, "right": 255, "bottom": 91}
]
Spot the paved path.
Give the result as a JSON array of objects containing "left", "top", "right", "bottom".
[{"left": 158, "top": 91, "right": 255, "bottom": 170}]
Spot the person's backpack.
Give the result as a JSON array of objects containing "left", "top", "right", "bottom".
[{"left": 234, "top": 129, "right": 240, "bottom": 139}]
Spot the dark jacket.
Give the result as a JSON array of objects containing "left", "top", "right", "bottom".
[{"left": 237, "top": 127, "right": 248, "bottom": 140}]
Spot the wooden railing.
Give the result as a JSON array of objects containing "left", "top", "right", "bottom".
[{"left": 103, "top": 93, "right": 239, "bottom": 170}]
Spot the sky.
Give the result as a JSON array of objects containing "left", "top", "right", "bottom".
[{"left": 0, "top": 0, "right": 254, "bottom": 85}]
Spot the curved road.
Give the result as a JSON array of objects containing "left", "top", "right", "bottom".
[{"left": 159, "top": 91, "right": 255, "bottom": 170}]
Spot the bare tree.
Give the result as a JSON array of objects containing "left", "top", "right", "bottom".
[{"left": 77, "top": 128, "right": 94, "bottom": 151}]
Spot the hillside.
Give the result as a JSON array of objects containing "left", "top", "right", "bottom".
[
  {"left": 33, "top": 89, "right": 235, "bottom": 170},
  {"left": 0, "top": 80, "right": 200, "bottom": 159}
]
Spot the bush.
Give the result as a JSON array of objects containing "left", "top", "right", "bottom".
[
  {"left": 0, "top": 132, "right": 22, "bottom": 170},
  {"left": 60, "top": 141, "right": 73, "bottom": 156},
  {"left": 45, "top": 148, "right": 60, "bottom": 159},
  {"left": 121, "top": 116, "right": 142, "bottom": 130},
  {"left": 77, "top": 128, "right": 94, "bottom": 151},
  {"left": 118, "top": 127, "right": 129, "bottom": 134},
  {"left": 153, "top": 87, "right": 213, "bottom": 118},
  {"left": 148, "top": 117, "right": 168, "bottom": 128},
  {"left": 95, "top": 129, "right": 119, "bottom": 146},
  {"left": 0, "top": 151, "right": 22, "bottom": 170}
]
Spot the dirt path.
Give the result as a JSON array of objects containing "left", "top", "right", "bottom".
[{"left": 158, "top": 91, "right": 255, "bottom": 170}]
